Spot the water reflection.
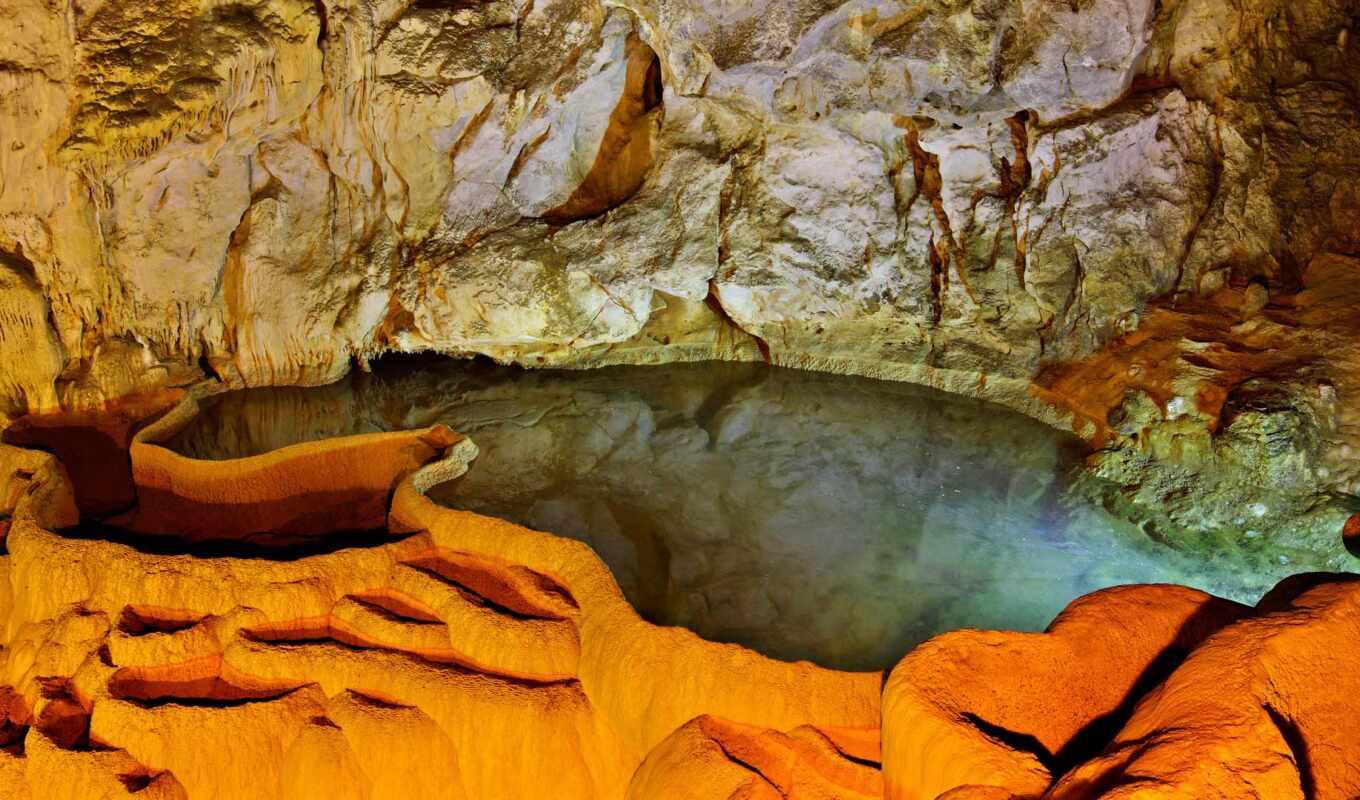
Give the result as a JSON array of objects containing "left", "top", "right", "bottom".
[{"left": 172, "top": 358, "right": 1260, "bottom": 670}]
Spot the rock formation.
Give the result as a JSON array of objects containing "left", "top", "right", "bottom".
[
  {"left": 1046, "top": 574, "right": 1360, "bottom": 799},
  {"left": 0, "top": 0, "right": 1354, "bottom": 408},
  {"left": 0, "top": 0, "right": 1358, "bottom": 796},
  {"left": 158, "top": 357, "right": 1355, "bottom": 668},
  {"left": 0, "top": 394, "right": 883, "bottom": 798},
  {"left": 881, "top": 585, "right": 1250, "bottom": 799},
  {"left": 115, "top": 393, "right": 461, "bottom": 542},
  {"left": 880, "top": 572, "right": 1360, "bottom": 799}
]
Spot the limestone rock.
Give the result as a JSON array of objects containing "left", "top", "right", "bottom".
[
  {"left": 0, "top": 0, "right": 1357, "bottom": 793},
  {"left": 0, "top": 0, "right": 1352, "bottom": 450},
  {"left": 0, "top": 252, "right": 63, "bottom": 416},
  {"left": 0, "top": 444, "right": 77, "bottom": 532},
  {"left": 1, "top": 399, "right": 1359, "bottom": 797},
  {"left": 113, "top": 392, "right": 462, "bottom": 542},
  {"left": 627, "top": 715, "right": 882, "bottom": 799},
  {"left": 879, "top": 574, "right": 1360, "bottom": 799},
  {"left": 1344, "top": 513, "right": 1360, "bottom": 555},
  {"left": 1016, "top": 90, "right": 1216, "bottom": 363},
  {"left": 1, "top": 390, "right": 183, "bottom": 516},
  {"left": 1043, "top": 254, "right": 1360, "bottom": 560}
]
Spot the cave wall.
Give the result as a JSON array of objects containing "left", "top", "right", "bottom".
[{"left": 0, "top": 0, "right": 1357, "bottom": 426}]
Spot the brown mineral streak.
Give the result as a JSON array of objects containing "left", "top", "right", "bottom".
[
  {"left": 543, "top": 35, "right": 664, "bottom": 224},
  {"left": 1033, "top": 257, "right": 1360, "bottom": 446}
]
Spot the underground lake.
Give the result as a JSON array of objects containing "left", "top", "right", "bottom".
[{"left": 163, "top": 357, "right": 1328, "bottom": 671}]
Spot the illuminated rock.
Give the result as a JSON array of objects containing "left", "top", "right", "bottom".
[
  {"left": 0, "top": 401, "right": 1358, "bottom": 797},
  {"left": 627, "top": 716, "right": 882, "bottom": 800},
  {"left": 1, "top": 391, "right": 183, "bottom": 516},
  {"left": 1343, "top": 513, "right": 1360, "bottom": 554},
  {"left": 112, "top": 393, "right": 463, "bottom": 542},
  {"left": 1, "top": 0, "right": 1357, "bottom": 599},
  {"left": 0, "top": 444, "right": 78, "bottom": 532},
  {"left": 881, "top": 585, "right": 1248, "bottom": 799},
  {"left": 1047, "top": 574, "right": 1360, "bottom": 800}
]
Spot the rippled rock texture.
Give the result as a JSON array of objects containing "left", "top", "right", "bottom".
[
  {"left": 0, "top": 399, "right": 886, "bottom": 799},
  {"left": 1, "top": 0, "right": 1360, "bottom": 796},
  {"left": 3, "top": 0, "right": 1359, "bottom": 558},
  {"left": 0, "top": 399, "right": 1358, "bottom": 798},
  {"left": 4, "top": 0, "right": 1359, "bottom": 553},
  {"left": 884, "top": 575, "right": 1360, "bottom": 800}
]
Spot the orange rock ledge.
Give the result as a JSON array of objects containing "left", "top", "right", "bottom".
[{"left": 0, "top": 398, "right": 1355, "bottom": 799}]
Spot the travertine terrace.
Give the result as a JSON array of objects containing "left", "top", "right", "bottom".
[{"left": 0, "top": 392, "right": 1356, "bottom": 796}]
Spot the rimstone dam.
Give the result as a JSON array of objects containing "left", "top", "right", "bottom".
[{"left": 0, "top": 0, "right": 1359, "bottom": 797}]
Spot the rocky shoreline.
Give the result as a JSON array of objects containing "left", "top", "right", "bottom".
[{"left": 0, "top": 394, "right": 1356, "bottom": 797}]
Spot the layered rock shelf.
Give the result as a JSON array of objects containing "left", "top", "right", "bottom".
[{"left": 0, "top": 395, "right": 1356, "bottom": 797}]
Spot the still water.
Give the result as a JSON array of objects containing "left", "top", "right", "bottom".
[{"left": 171, "top": 358, "right": 1283, "bottom": 670}]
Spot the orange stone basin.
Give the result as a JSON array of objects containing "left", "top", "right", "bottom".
[
  {"left": 112, "top": 391, "right": 462, "bottom": 545},
  {"left": 0, "top": 389, "right": 184, "bottom": 517},
  {"left": 0, "top": 387, "right": 1358, "bottom": 798}
]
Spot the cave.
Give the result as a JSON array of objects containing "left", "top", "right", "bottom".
[{"left": 1, "top": 0, "right": 1359, "bottom": 797}]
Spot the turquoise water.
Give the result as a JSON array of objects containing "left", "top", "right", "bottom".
[{"left": 172, "top": 358, "right": 1298, "bottom": 670}]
